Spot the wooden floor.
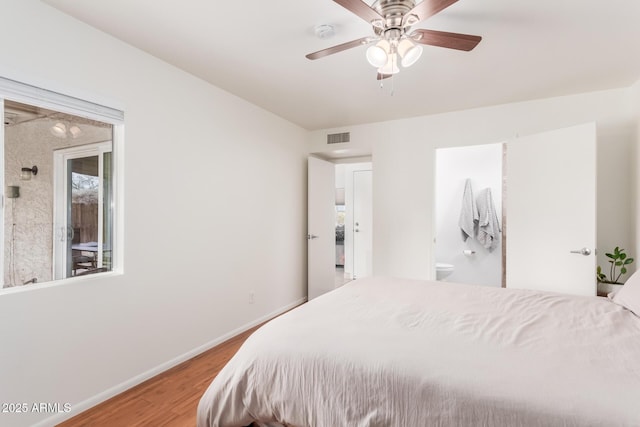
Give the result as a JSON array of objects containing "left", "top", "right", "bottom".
[{"left": 58, "top": 325, "right": 261, "bottom": 427}]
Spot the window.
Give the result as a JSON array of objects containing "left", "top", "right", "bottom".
[{"left": 1, "top": 78, "right": 122, "bottom": 288}]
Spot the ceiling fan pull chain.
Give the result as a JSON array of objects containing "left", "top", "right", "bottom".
[{"left": 390, "top": 57, "right": 396, "bottom": 96}]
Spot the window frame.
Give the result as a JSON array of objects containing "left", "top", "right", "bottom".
[{"left": 0, "top": 77, "right": 124, "bottom": 291}]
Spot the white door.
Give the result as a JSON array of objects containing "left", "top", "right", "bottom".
[
  {"left": 353, "top": 170, "right": 373, "bottom": 279},
  {"left": 506, "top": 123, "right": 596, "bottom": 296},
  {"left": 308, "top": 156, "right": 336, "bottom": 300}
]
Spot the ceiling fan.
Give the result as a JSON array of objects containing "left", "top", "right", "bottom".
[{"left": 306, "top": 0, "right": 481, "bottom": 79}]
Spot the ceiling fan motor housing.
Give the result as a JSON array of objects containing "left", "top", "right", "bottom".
[{"left": 371, "top": 0, "right": 417, "bottom": 35}]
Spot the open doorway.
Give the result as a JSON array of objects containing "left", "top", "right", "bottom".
[
  {"left": 334, "top": 162, "right": 372, "bottom": 287},
  {"left": 307, "top": 156, "right": 373, "bottom": 300}
]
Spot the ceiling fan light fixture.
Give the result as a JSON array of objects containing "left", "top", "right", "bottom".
[
  {"left": 398, "top": 39, "right": 423, "bottom": 68},
  {"left": 377, "top": 53, "right": 399, "bottom": 75},
  {"left": 366, "top": 41, "right": 389, "bottom": 68}
]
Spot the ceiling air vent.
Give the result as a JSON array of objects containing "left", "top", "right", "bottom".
[{"left": 327, "top": 132, "right": 350, "bottom": 144}]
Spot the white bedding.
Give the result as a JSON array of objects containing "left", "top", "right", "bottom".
[{"left": 197, "top": 277, "right": 640, "bottom": 427}]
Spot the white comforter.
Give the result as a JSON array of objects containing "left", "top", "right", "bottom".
[{"left": 197, "top": 277, "right": 640, "bottom": 427}]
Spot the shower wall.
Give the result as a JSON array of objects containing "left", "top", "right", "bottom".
[
  {"left": 4, "top": 120, "right": 54, "bottom": 285},
  {"left": 435, "top": 143, "right": 503, "bottom": 287}
]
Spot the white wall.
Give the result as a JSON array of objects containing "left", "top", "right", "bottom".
[
  {"left": 310, "top": 88, "right": 638, "bottom": 281},
  {"left": 0, "top": 1, "right": 307, "bottom": 426},
  {"left": 597, "top": 88, "right": 637, "bottom": 278},
  {"left": 632, "top": 79, "right": 640, "bottom": 264},
  {"left": 435, "top": 144, "right": 503, "bottom": 286}
]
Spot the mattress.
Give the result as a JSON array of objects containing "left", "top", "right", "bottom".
[{"left": 197, "top": 276, "right": 640, "bottom": 427}]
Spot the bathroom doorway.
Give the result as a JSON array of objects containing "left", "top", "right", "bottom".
[
  {"left": 434, "top": 123, "right": 597, "bottom": 295},
  {"left": 434, "top": 143, "right": 504, "bottom": 287}
]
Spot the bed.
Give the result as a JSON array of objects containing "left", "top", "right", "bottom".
[{"left": 197, "top": 276, "right": 640, "bottom": 427}]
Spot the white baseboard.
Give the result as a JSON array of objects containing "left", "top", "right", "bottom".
[{"left": 35, "top": 296, "right": 307, "bottom": 427}]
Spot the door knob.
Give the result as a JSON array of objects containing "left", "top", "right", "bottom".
[
  {"left": 307, "top": 234, "right": 319, "bottom": 240},
  {"left": 570, "top": 247, "right": 591, "bottom": 256}
]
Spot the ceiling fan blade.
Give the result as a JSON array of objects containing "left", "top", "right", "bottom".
[
  {"left": 333, "top": 0, "right": 384, "bottom": 24},
  {"left": 306, "top": 37, "right": 372, "bottom": 60},
  {"left": 411, "top": 29, "right": 481, "bottom": 51},
  {"left": 404, "top": 0, "right": 459, "bottom": 25},
  {"left": 377, "top": 73, "right": 392, "bottom": 80}
]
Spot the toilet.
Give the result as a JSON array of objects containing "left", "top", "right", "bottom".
[{"left": 435, "top": 262, "right": 455, "bottom": 281}]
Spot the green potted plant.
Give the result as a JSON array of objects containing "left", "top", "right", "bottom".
[{"left": 596, "top": 247, "right": 634, "bottom": 296}]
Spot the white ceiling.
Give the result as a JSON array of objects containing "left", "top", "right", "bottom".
[{"left": 42, "top": 0, "right": 640, "bottom": 131}]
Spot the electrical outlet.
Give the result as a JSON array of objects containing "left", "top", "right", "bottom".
[{"left": 249, "top": 291, "right": 254, "bottom": 304}]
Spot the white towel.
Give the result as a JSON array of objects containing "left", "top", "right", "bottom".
[
  {"left": 458, "top": 179, "right": 478, "bottom": 242},
  {"left": 476, "top": 188, "right": 501, "bottom": 251}
]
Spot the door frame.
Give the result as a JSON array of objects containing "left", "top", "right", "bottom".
[{"left": 53, "top": 140, "right": 112, "bottom": 280}]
